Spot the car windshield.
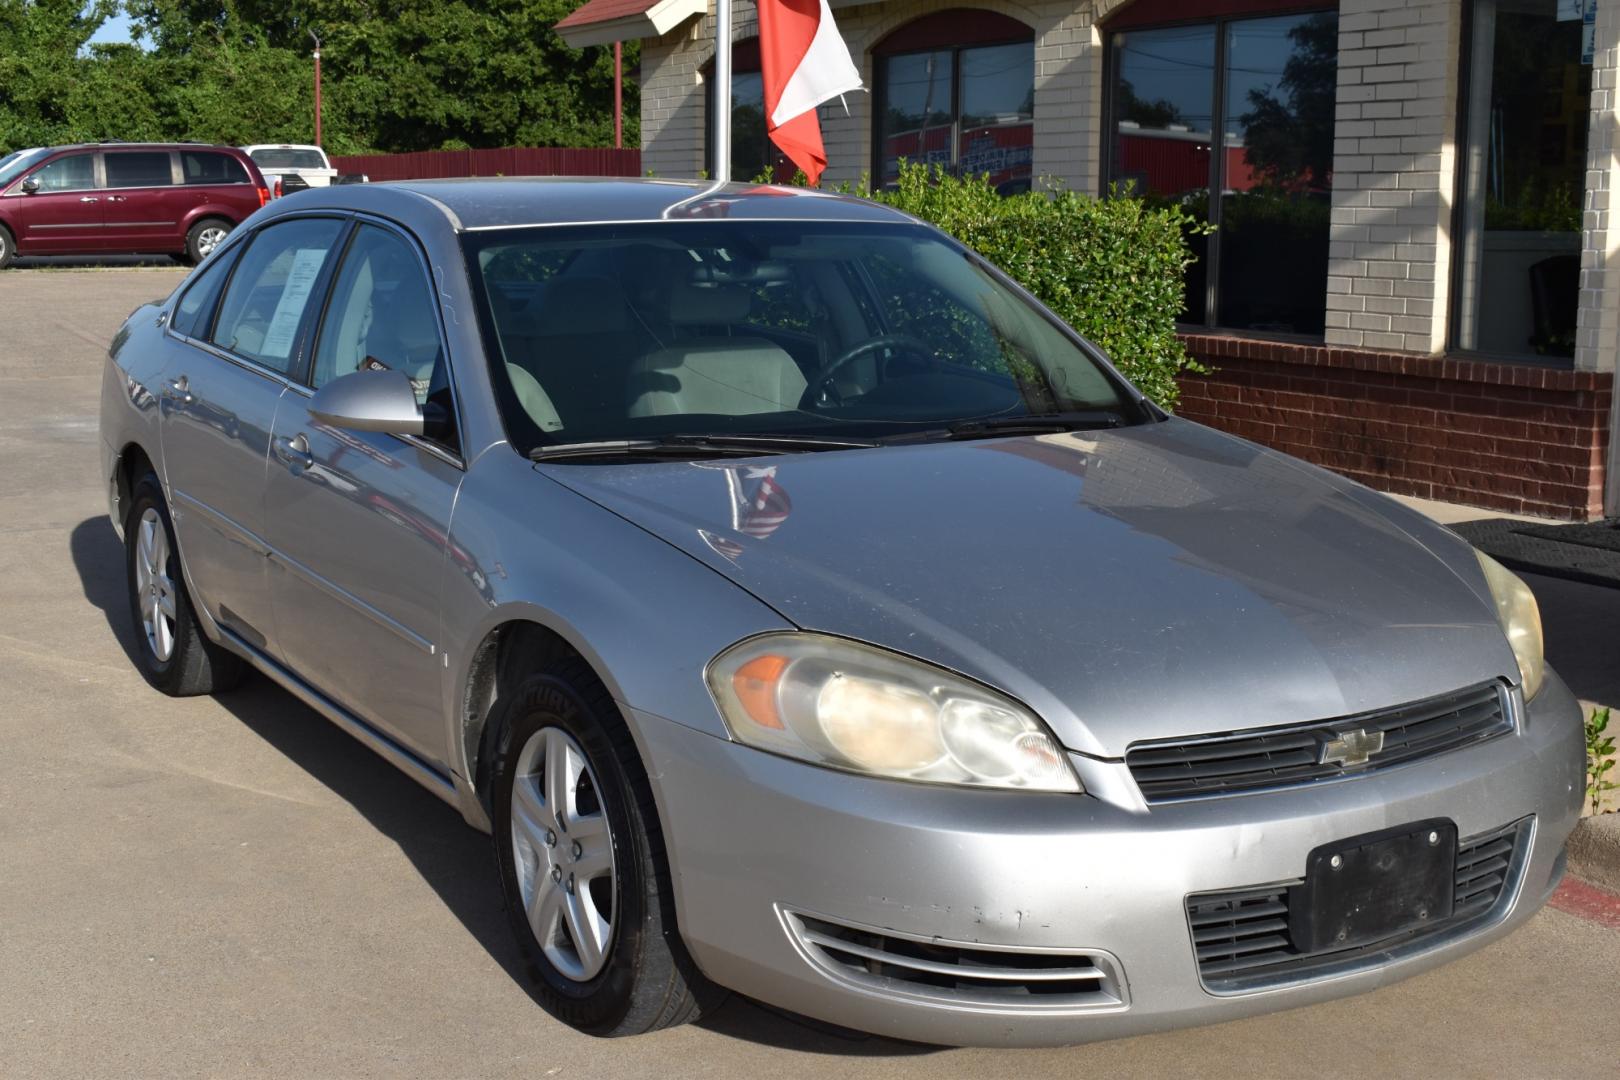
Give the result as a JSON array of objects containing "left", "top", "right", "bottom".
[
  {"left": 0, "top": 148, "right": 48, "bottom": 190},
  {"left": 248, "top": 147, "right": 327, "bottom": 170},
  {"left": 463, "top": 221, "right": 1142, "bottom": 455}
]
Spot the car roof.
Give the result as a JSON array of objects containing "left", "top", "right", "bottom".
[
  {"left": 36, "top": 142, "right": 247, "bottom": 153},
  {"left": 241, "top": 144, "right": 326, "bottom": 152},
  {"left": 290, "top": 176, "right": 919, "bottom": 231}
]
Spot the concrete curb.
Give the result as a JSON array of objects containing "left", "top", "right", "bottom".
[{"left": 1568, "top": 813, "right": 1620, "bottom": 894}]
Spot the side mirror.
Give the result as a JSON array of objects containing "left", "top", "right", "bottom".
[
  {"left": 19, "top": 177, "right": 39, "bottom": 194},
  {"left": 307, "top": 368, "right": 423, "bottom": 435}
]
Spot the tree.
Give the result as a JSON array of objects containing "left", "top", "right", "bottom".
[{"left": 1237, "top": 13, "right": 1337, "bottom": 189}]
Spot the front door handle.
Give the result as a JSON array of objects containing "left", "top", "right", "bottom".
[
  {"left": 273, "top": 432, "right": 313, "bottom": 471},
  {"left": 161, "top": 376, "right": 194, "bottom": 404},
  {"left": 79, "top": 196, "right": 99, "bottom": 203}
]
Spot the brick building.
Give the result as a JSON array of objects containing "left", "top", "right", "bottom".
[{"left": 558, "top": 0, "right": 1619, "bottom": 519}]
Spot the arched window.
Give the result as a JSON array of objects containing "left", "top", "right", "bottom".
[
  {"left": 871, "top": 10, "right": 1035, "bottom": 193},
  {"left": 704, "top": 38, "right": 797, "bottom": 182}
]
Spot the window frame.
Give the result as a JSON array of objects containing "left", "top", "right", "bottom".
[
  {"left": 1100, "top": 4, "right": 1337, "bottom": 336},
  {"left": 868, "top": 12, "right": 1035, "bottom": 190},
  {"left": 300, "top": 214, "right": 467, "bottom": 465}
]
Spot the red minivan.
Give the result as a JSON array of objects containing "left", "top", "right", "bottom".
[{"left": 0, "top": 143, "right": 269, "bottom": 268}]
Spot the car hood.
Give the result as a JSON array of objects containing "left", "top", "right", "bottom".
[{"left": 539, "top": 419, "right": 1518, "bottom": 757}]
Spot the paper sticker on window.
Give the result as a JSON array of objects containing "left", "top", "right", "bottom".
[{"left": 260, "top": 248, "right": 329, "bottom": 359}]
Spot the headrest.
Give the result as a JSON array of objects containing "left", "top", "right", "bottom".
[
  {"left": 532, "top": 276, "right": 631, "bottom": 335},
  {"left": 667, "top": 281, "right": 750, "bottom": 326}
]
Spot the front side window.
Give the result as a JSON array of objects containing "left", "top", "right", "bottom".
[
  {"left": 105, "top": 152, "right": 174, "bottom": 189},
  {"left": 211, "top": 217, "right": 346, "bottom": 374},
  {"left": 312, "top": 224, "right": 457, "bottom": 450},
  {"left": 29, "top": 153, "right": 96, "bottom": 193},
  {"left": 171, "top": 245, "right": 243, "bottom": 338},
  {"left": 464, "top": 221, "right": 1134, "bottom": 455},
  {"left": 1452, "top": 0, "right": 1589, "bottom": 360},
  {"left": 874, "top": 14, "right": 1034, "bottom": 194},
  {"left": 1108, "top": 9, "right": 1338, "bottom": 334}
]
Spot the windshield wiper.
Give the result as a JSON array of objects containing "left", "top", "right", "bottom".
[
  {"left": 529, "top": 432, "right": 878, "bottom": 462},
  {"left": 885, "top": 410, "right": 1126, "bottom": 445}
]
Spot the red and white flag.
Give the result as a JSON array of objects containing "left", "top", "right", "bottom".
[{"left": 757, "top": 0, "right": 863, "bottom": 186}]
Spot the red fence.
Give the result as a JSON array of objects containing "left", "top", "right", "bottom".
[{"left": 330, "top": 146, "right": 641, "bottom": 181}]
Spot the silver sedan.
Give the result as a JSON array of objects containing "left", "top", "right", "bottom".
[{"left": 99, "top": 178, "right": 1584, "bottom": 1047}]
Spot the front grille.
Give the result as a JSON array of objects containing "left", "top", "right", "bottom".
[
  {"left": 783, "top": 910, "right": 1125, "bottom": 1010},
  {"left": 1128, "top": 681, "right": 1512, "bottom": 802},
  {"left": 1186, "top": 819, "right": 1529, "bottom": 992}
]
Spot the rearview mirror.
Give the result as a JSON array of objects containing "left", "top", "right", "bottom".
[
  {"left": 19, "top": 177, "right": 39, "bottom": 194},
  {"left": 307, "top": 368, "right": 423, "bottom": 435}
]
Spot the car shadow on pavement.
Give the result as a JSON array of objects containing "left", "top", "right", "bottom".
[{"left": 68, "top": 517, "right": 934, "bottom": 1058}]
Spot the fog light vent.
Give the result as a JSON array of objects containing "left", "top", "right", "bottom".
[{"left": 782, "top": 909, "right": 1127, "bottom": 1012}]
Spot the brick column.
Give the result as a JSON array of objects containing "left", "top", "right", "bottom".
[
  {"left": 1588, "top": 0, "right": 1620, "bottom": 514},
  {"left": 1325, "top": 0, "right": 1462, "bottom": 354}
]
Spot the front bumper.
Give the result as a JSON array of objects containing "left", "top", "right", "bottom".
[{"left": 633, "top": 673, "right": 1585, "bottom": 1047}]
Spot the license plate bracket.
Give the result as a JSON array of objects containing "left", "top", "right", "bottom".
[{"left": 1291, "top": 820, "right": 1457, "bottom": 954}]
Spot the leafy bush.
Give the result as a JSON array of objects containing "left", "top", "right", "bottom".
[
  {"left": 1589, "top": 706, "right": 1617, "bottom": 815},
  {"left": 864, "top": 164, "right": 1206, "bottom": 409}
]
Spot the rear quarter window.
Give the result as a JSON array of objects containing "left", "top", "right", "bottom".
[{"left": 182, "top": 151, "right": 250, "bottom": 186}]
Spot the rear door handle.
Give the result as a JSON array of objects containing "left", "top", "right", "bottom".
[
  {"left": 106, "top": 195, "right": 126, "bottom": 203},
  {"left": 161, "top": 376, "right": 194, "bottom": 404},
  {"left": 273, "top": 432, "right": 313, "bottom": 471}
]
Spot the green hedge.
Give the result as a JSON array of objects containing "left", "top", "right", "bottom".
[{"left": 863, "top": 164, "right": 1205, "bottom": 409}]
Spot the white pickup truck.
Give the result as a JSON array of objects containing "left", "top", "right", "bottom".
[{"left": 241, "top": 144, "right": 339, "bottom": 197}]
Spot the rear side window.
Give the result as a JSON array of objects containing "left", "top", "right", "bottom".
[
  {"left": 105, "top": 152, "right": 174, "bottom": 189},
  {"left": 170, "top": 245, "right": 243, "bottom": 338},
  {"left": 181, "top": 151, "right": 249, "bottom": 186},
  {"left": 29, "top": 153, "right": 95, "bottom": 192},
  {"left": 211, "top": 218, "right": 346, "bottom": 374}
]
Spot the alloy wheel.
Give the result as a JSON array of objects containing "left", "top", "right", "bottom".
[
  {"left": 510, "top": 726, "right": 617, "bottom": 981},
  {"left": 196, "top": 226, "right": 228, "bottom": 259},
  {"left": 134, "top": 507, "right": 177, "bottom": 662}
]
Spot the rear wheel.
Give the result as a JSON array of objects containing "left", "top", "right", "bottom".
[
  {"left": 0, "top": 224, "right": 14, "bottom": 269},
  {"left": 490, "top": 661, "right": 720, "bottom": 1035},
  {"left": 124, "top": 473, "right": 245, "bottom": 696},
  {"left": 185, "top": 218, "right": 231, "bottom": 265}
]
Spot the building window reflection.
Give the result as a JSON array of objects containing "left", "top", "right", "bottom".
[
  {"left": 1107, "top": 9, "right": 1339, "bottom": 335},
  {"left": 872, "top": 11, "right": 1035, "bottom": 195}
]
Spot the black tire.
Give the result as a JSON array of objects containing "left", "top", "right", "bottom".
[
  {"left": 0, "top": 224, "right": 14, "bottom": 269},
  {"left": 489, "top": 659, "right": 721, "bottom": 1035},
  {"left": 184, "top": 218, "right": 232, "bottom": 266},
  {"left": 124, "top": 473, "right": 246, "bottom": 696}
]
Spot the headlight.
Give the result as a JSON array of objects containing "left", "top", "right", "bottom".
[
  {"left": 707, "top": 634, "right": 1081, "bottom": 793},
  {"left": 1475, "top": 550, "right": 1545, "bottom": 700}
]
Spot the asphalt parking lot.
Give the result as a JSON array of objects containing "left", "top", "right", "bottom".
[{"left": 2, "top": 266, "right": 1617, "bottom": 1079}]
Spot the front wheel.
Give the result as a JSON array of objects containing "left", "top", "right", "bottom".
[
  {"left": 0, "top": 224, "right": 14, "bottom": 269},
  {"left": 184, "top": 218, "right": 232, "bottom": 265},
  {"left": 490, "top": 662, "right": 719, "bottom": 1035},
  {"left": 124, "top": 473, "right": 245, "bottom": 695}
]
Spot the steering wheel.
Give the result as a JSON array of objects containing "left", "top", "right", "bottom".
[{"left": 810, "top": 334, "right": 936, "bottom": 405}]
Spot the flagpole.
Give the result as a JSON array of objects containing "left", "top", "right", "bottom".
[{"left": 713, "top": 0, "right": 732, "bottom": 182}]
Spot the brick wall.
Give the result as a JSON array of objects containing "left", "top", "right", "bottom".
[{"left": 1176, "top": 336, "right": 1613, "bottom": 520}]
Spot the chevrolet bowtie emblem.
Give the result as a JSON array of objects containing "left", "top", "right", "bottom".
[{"left": 1321, "top": 728, "right": 1384, "bottom": 767}]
